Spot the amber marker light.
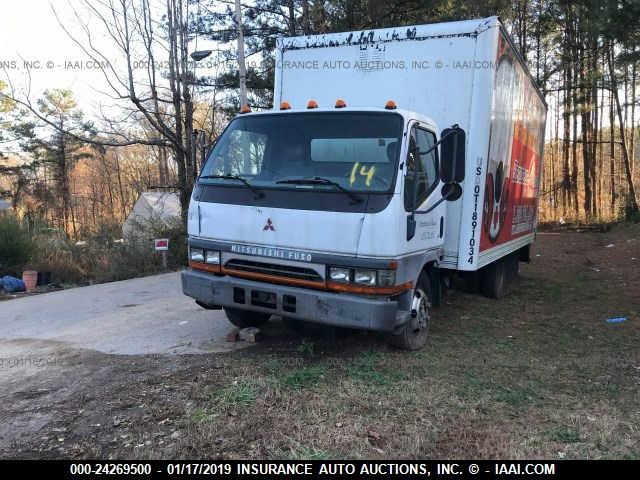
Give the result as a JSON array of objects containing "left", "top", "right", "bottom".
[
  {"left": 280, "top": 101, "right": 292, "bottom": 110},
  {"left": 307, "top": 100, "right": 319, "bottom": 109},
  {"left": 335, "top": 99, "right": 347, "bottom": 108},
  {"left": 385, "top": 100, "right": 397, "bottom": 110}
]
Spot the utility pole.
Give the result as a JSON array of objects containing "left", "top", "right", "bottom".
[{"left": 235, "top": 0, "right": 248, "bottom": 107}]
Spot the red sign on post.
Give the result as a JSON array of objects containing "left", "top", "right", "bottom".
[{"left": 154, "top": 238, "right": 169, "bottom": 251}]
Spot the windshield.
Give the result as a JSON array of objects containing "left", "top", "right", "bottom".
[{"left": 199, "top": 112, "right": 404, "bottom": 192}]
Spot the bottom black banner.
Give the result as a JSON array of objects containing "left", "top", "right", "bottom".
[{"left": 0, "top": 459, "right": 637, "bottom": 478}]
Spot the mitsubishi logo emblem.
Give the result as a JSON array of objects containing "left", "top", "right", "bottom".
[{"left": 263, "top": 218, "right": 275, "bottom": 231}]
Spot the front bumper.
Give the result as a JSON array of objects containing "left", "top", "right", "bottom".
[{"left": 181, "top": 269, "right": 411, "bottom": 332}]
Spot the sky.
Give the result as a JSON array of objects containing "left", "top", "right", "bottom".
[{"left": 1, "top": 0, "right": 220, "bottom": 120}]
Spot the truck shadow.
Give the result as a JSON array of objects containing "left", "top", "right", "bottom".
[{"left": 256, "top": 316, "right": 388, "bottom": 354}]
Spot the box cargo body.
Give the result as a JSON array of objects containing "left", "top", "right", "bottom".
[
  {"left": 273, "top": 16, "right": 546, "bottom": 270},
  {"left": 182, "top": 16, "right": 547, "bottom": 349}
]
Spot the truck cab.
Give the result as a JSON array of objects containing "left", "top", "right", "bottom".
[{"left": 182, "top": 104, "right": 463, "bottom": 349}]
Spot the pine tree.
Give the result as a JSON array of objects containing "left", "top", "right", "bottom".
[{"left": 10, "top": 90, "right": 95, "bottom": 236}]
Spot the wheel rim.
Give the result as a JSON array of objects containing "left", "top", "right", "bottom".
[{"left": 410, "top": 288, "right": 430, "bottom": 334}]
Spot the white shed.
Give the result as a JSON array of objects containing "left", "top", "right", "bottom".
[{"left": 122, "top": 192, "right": 181, "bottom": 238}]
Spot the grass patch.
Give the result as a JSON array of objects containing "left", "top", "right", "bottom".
[
  {"left": 193, "top": 381, "right": 260, "bottom": 422},
  {"left": 535, "top": 279, "right": 564, "bottom": 303},
  {"left": 280, "top": 364, "right": 327, "bottom": 390},
  {"left": 190, "top": 407, "right": 218, "bottom": 422},
  {"left": 458, "top": 372, "right": 542, "bottom": 408},
  {"left": 622, "top": 452, "right": 640, "bottom": 460},
  {"left": 547, "top": 426, "right": 582, "bottom": 444},
  {"left": 263, "top": 357, "right": 286, "bottom": 376},
  {"left": 296, "top": 340, "right": 316, "bottom": 356},
  {"left": 287, "top": 446, "right": 333, "bottom": 460},
  {"left": 457, "top": 373, "right": 490, "bottom": 401},
  {"left": 492, "top": 339, "right": 518, "bottom": 354},
  {"left": 213, "top": 381, "right": 260, "bottom": 408},
  {"left": 493, "top": 384, "right": 542, "bottom": 407},
  {"left": 346, "top": 350, "right": 403, "bottom": 387}
]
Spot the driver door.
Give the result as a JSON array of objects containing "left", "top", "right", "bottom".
[{"left": 403, "top": 123, "right": 445, "bottom": 252}]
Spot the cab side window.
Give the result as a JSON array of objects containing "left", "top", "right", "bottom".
[{"left": 404, "top": 126, "right": 439, "bottom": 211}]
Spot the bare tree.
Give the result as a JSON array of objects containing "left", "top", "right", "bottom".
[{"left": 1, "top": 0, "right": 214, "bottom": 223}]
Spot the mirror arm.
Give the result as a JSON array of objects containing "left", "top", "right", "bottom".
[
  {"left": 413, "top": 181, "right": 461, "bottom": 215},
  {"left": 413, "top": 195, "right": 448, "bottom": 215},
  {"left": 418, "top": 124, "right": 460, "bottom": 157}
]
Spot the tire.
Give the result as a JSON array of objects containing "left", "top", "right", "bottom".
[
  {"left": 506, "top": 251, "right": 520, "bottom": 280},
  {"left": 481, "top": 258, "right": 507, "bottom": 299},
  {"left": 223, "top": 307, "right": 271, "bottom": 328},
  {"left": 389, "top": 272, "right": 432, "bottom": 350}
]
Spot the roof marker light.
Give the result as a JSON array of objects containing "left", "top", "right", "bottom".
[
  {"left": 335, "top": 99, "right": 347, "bottom": 108},
  {"left": 240, "top": 104, "right": 251, "bottom": 114},
  {"left": 280, "top": 101, "right": 292, "bottom": 110},
  {"left": 307, "top": 100, "right": 318, "bottom": 109},
  {"left": 385, "top": 100, "right": 397, "bottom": 110}
]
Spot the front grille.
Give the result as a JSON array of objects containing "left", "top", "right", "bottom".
[{"left": 225, "top": 259, "right": 323, "bottom": 282}]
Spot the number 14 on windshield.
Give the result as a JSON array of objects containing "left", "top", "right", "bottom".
[{"left": 349, "top": 162, "right": 376, "bottom": 187}]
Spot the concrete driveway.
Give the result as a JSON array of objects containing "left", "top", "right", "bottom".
[{"left": 0, "top": 272, "right": 240, "bottom": 355}]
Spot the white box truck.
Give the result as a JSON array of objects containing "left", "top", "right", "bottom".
[{"left": 182, "top": 16, "right": 547, "bottom": 349}]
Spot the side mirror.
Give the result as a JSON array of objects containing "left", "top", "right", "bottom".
[{"left": 440, "top": 126, "right": 466, "bottom": 183}]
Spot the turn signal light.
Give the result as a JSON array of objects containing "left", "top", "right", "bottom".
[
  {"left": 307, "top": 100, "right": 318, "bottom": 109},
  {"left": 280, "top": 101, "right": 292, "bottom": 110},
  {"left": 335, "top": 99, "right": 347, "bottom": 108}
]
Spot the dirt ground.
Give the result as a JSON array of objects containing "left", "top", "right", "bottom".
[{"left": 0, "top": 223, "right": 638, "bottom": 459}]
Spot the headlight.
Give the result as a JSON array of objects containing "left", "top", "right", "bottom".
[
  {"left": 377, "top": 270, "right": 396, "bottom": 287},
  {"left": 205, "top": 250, "right": 220, "bottom": 265},
  {"left": 190, "top": 247, "right": 204, "bottom": 262},
  {"left": 327, "top": 264, "right": 398, "bottom": 289},
  {"left": 329, "top": 267, "right": 350, "bottom": 283},
  {"left": 354, "top": 269, "right": 376, "bottom": 286}
]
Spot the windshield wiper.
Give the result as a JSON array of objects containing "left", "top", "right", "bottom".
[
  {"left": 275, "top": 176, "right": 363, "bottom": 204},
  {"left": 199, "top": 174, "right": 264, "bottom": 199}
]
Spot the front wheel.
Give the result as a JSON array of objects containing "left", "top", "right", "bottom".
[
  {"left": 389, "top": 273, "right": 432, "bottom": 350},
  {"left": 223, "top": 307, "right": 271, "bottom": 328}
]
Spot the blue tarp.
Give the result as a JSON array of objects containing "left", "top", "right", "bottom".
[{"left": 0, "top": 275, "right": 26, "bottom": 293}]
